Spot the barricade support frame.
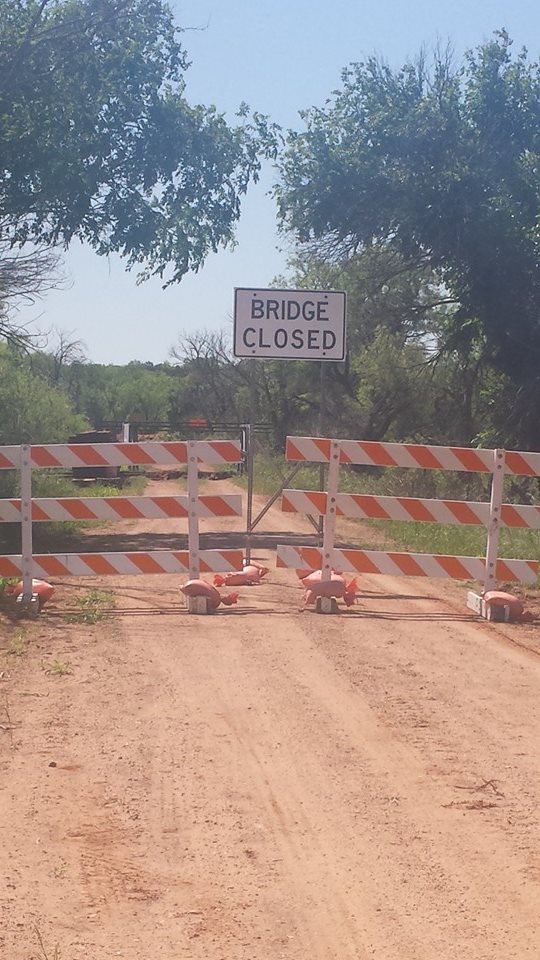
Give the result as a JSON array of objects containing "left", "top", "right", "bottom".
[
  {"left": 0, "top": 439, "right": 244, "bottom": 616},
  {"left": 278, "top": 436, "right": 540, "bottom": 619}
]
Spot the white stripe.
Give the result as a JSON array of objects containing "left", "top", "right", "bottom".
[
  {"left": 287, "top": 438, "right": 330, "bottom": 462},
  {"left": 22, "top": 549, "right": 243, "bottom": 576},
  {"left": 5, "top": 495, "right": 243, "bottom": 523},
  {"left": 506, "top": 451, "right": 540, "bottom": 477},
  {"left": 194, "top": 441, "right": 242, "bottom": 464},
  {"left": 499, "top": 559, "right": 538, "bottom": 584},
  {"left": 501, "top": 504, "right": 540, "bottom": 529},
  {"left": 0, "top": 446, "right": 21, "bottom": 469},
  {"left": 197, "top": 496, "right": 242, "bottom": 517},
  {"left": 0, "top": 503, "right": 22, "bottom": 521}
]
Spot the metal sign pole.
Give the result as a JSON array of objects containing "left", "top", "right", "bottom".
[
  {"left": 245, "top": 361, "right": 257, "bottom": 563},
  {"left": 318, "top": 361, "right": 327, "bottom": 542},
  {"left": 187, "top": 441, "right": 200, "bottom": 580}
]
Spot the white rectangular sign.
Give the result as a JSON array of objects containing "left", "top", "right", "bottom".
[{"left": 233, "top": 287, "right": 346, "bottom": 361}]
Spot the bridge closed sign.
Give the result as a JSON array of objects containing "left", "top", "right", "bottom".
[{"left": 233, "top": 288, "right": 346, "bottom": 361}]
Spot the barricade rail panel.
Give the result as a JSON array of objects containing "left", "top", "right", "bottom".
[
  {"left": 282, "top": 490, "right": 540, "bottom": 529},
  {"left": 279, "top": 437, "right": 540, "bottom": 596},
  {"left": 0, "top": 438, "right": 245, "bottom": 609},
  {"left": 0, "top": 440, "right": 242, "bottom": 471},
  {"left": 0, "top": 550, "right": 244, "bottom": 578},
  {"left": 0, "top": 495, "right": 242, "bottom": 523},
  {"left": 286, "top": 437, "right": 540, "bottom": 478},
  {"left": 276, "top": 545, "right": 539, "bottom": 585},
  {"left": 285, "top": 437, "right": 496, "bottom": 472}
]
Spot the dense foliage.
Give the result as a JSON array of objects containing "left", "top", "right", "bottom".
[
  {"left": 0, "top": 0, "right": 273, "bottom": 349},
  {"left": 275, "top": 32, "right": 540, "bottom": 448}
]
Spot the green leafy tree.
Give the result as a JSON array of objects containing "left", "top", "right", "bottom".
[
  {"left": 0, "top": 0, "right": 270, "bottom": 289},
  {"left": 276, "top": 32, "right": 540, "bottom": 448}
]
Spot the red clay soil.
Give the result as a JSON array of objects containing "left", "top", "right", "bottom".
[{"left": 1, "top": 477, "right": 540, "bottom": 959}]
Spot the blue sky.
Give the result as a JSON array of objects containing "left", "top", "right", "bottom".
[{"left": 20, "top": 0, "right": 539, "bottom": 364}]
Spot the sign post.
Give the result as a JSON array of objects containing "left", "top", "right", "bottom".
[{"left": 234, "top": 287, "right": 347, "bottom": 559}]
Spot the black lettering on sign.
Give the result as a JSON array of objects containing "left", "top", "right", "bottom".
[
  {"left": 317, "top": 301, "right": 329, "bottom": 321},
  {"left": 275, "top": 328, "right": 288, "bottom": 348},
  {"left": 251, "top": 299, "right": 264, "bottom": 319},
  {"left": 287, "top": 301, "right": 301, "bottom": 320},
  {"left": 291, "top": 329, "right": 304, "bottom": 348},
  {"left": 267, "top": 299, "right": 280, "bottom": 319},
  {"left": 322, "top": 330, "right": 336, "bottom": 349},
  {"left": 307, "top": 329, "right": 319, "bottom": 349},
  {"left": 259, "top": 329, "right": 270, "bottom": 348},
  {"left": 302, "top": 300, "right": 315, "bottom": 321},
  {"left": 243, "top": 328, "right": 256, "bottom": 348}
]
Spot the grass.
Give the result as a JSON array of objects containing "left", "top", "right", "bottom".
[
  {"left": 34, "top": 925, "right": 60, "bottom": 960},
  {"left": 65, "top": 588, "right": 115, "bottom": 624},
  {"left": 0, "top": 472, "right": 148, "bottom": 555},
  {"left": 43, "top": 659, "right": 72, "bottom": 676},
  {"left": 7, "top": 631, "right": 27, "bottom": 657}
]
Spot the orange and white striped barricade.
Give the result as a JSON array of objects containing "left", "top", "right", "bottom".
[
  {"left": 0, "top": 439, "right": 243, "bottom": 615},
  {"left": 278, "top": 437, "right": 540, "bottom": 618}
]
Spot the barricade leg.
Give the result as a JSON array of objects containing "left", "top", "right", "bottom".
[
  {"left": 14, "top": 594, "right": 40, "bottom": 618},
  {"left": 187, "top": 596, "right": 211, "bottom": 615},
  {"left": 316, "top": 597, "right": 339, "bottom": 614}
]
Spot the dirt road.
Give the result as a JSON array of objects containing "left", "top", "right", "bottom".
[{"left": 1, "top": 477, "right": 540, "bottom": 959}]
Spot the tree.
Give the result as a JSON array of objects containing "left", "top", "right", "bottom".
[
  {"left": 0, "top": 241, "right": 62, "bottom": 347},
  {"left": 276, "top": 32, "right": 540, "bottom": 448},
  {"left": 0, "top": 0, "right": 270, "bottom": 288}
]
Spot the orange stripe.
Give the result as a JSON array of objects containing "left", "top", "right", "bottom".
[
  {"left": 304, "top": 492, "right": 327, "bottom": 514},
  {"left": 396, "top": 498, "right": 436, "bottom": 522},
  {"left": 126, "top": 553, "right": 165, "bottom": 574},
  {"left": 69, "top": 444, "right": 110, "bottom": 466},
  {"left": 31, "top": 447, "right": 62, "bottom": 467},
  {"left": 81, "top": 555, "right": 118, "bottom": 575},
  {"left": 435, "top": 556, "right": 474, "bottom": 579},
  {"left": 200, "top": 496, "right": 238, "bottom": 516},
  {"left": 359, "top": 442, "right": 398, "bottom": 467},
  {"left": 58, "top": 498, "right": 97, "bottom": 520},
  {"left": 388, "top": 553, "right": 428, "bottom": 576},
  {"left": 165, "top": 443, "right": 188, "bottom": 464},
  {"left": 149, "top": 497, "right": 187, "bottom": 518},
  {"left": 451, "top": 448, "right": 492, "bottom": 473},
  {"left": 496, "top": 559, "right": 538, "bottom": 581},
  {"left": 117, "top": 443, "right": 156, "bottom": 465},
  {"left": 505, "top": 452, "right": 536, "bottom": 477},
  {"left": 0, "top": 558, "right": 21, "bottom": 576},
  {"left": 284, "top": 547, "right": 322, "bottom": 570},
  {"left": 0, "top": 452, "right": 16, "bottom": 469},
  {"left": 31, "top": 503, "right": 49, "bottom": 521},
  {"left": 286, "top": 438, "right": 304, "bottom": 461},
  {"left": 340, "top": 549, "right": 381, "bottom": 574},
  {"left": 500, "top": 505, "right": 529, "bottom": 529},
  {"left": 210, "top": 441, "right": 242, "bottom": 463},
  {"left": 200, "top": 550, "right": 243, "bottom": 572},
  {"left": 446, "top": 501, "right": 484, "bottom": 525},
  {"left": 351, "top": 495, "right": 391, "bottom": 520},
  {"left": 36, "top": 556, "right": 70, "bottom": 576},
  {"left": 105, "top": 498, "right": 145, "bottom": 519},
  {"left": 221, "top": 550, "right": 244, "bottom": 565},
  {"left": 281, "top": 493, "right": 296, "bottom": 513},
  {"left": 403, "top": 444, "right": 443, "bottom": 469}
]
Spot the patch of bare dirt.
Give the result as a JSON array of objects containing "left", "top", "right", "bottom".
[{"left": 1, "top": 478, "right": 540, "bottom": 959}]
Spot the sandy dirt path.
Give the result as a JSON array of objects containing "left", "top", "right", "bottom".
[{"left": 1, "top": 476, "right": 540, "bottom": 959}]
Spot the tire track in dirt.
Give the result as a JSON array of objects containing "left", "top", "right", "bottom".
[{"left": 2, "top": 476, "right": 540, "bottom": 959}]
